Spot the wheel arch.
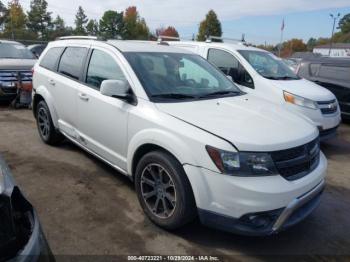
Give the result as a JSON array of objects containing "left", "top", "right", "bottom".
[
  {"left": 127, "top": 129, "right": 198, "bottom": 178},
  {"left": 33, "top": 86, "right": 59, "bottom": 128}
]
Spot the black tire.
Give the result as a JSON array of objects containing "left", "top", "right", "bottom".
[
  {"left": 135, "top": 150, "right": 197, "bottom": 230},
  {"left": 36, "top": 100, "right": 64, "bottom": 145}
]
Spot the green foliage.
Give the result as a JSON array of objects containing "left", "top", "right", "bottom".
[
  {"left": 86, "top": 19, "right": 99, "bottom": 36},
  {"left": 3, "top": 0, "right": 30, "bottom": 39},
  {"left": 74, "top": 6, "right": 88, "bottom": 35},
  {"left": 123, "top": 6, "right": 149, "bottom": 40},
  {"left": 27, "top": 0, "right": 52, "bottom": 40},
  {"left": 197, "top": 10, "right": 222, "bottom": 41},
  {"left": 49, "top": 15, "right": 68, "bottom": 39},
  {"left": 99, "top": 10, "right": 124, "bottom": 39},
  {"left": 306, "top": 37, "right": 317, "bottom": 51},
  {"left": 0, "top": 1, "right": 8, "bottom": 27},
  {"left": 338, "top": 13, "right": 350, "bottom": 34}
]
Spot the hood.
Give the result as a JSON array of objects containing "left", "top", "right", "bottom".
[
  {"left": 0, "top": 59, "right": 36, "bottom": 71},
  {"left": 156, "top": 95, "right": 318, "bottom": 152},
  {"left": 269, "top": 78, "right": 336, "bottom": 102}
]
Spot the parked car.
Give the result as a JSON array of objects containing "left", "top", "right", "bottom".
[
  {"left": 282, "top": 58, "right": 299, "bottom": 72},
  {"left": 27, "top": 44, "right": 47, "bottom": 58},
  {"left": 167, "top": 41, "right": 341, "bottom": 140},
  {"left": 0, "top": 155, "right": 53, "bottom": 261},
  {"left": 296, "top": 57, "right": 350, "bottom": 121},
  {"left": 0, "top": 40, "right": 36, "bottom": 104},
  {"left": 32, "top": 37, "right": 326, "bottom": 236}
]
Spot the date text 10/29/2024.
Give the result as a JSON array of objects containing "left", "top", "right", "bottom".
[{"left": 128, "top": 256, "right": 221, "bottom": 261}]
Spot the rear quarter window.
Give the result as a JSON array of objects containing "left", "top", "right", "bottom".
[
  {"left": 58, "top": 47, "right": 88, "bottom": 80},
  {"left": 39, "top": 47, "right": 64, "bottom": 71}
]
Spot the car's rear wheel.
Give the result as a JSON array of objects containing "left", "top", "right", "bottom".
[
  {"left": 36, "top": 101, "right": 64, "bottom": 145},
  {"left": 135, "top": 151, "right": 196, "bottom": 230}
]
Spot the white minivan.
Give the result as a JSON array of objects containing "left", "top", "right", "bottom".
[
  {"left": 167, "top": 41, "right": 341, "bottom": 140},
  {"left": 32, "top": 37, "right": 326, "bottom": 236}
]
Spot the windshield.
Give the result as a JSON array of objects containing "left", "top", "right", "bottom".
[
  {"left": 238, "top": 50, "right": 300, "bottom": 80},
  {"left": 124, "top": 52, "right": 243, "bottom": 102},
  {"left": 0, "top": 43, "right": 35, "bottom": 59}
]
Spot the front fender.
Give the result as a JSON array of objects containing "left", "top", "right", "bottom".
[
  {"left": 127, "top": 128, "right": 198, "bottom": 175},
  {"left": 34, "top": 85, "right": 59, "bottom": 128}
]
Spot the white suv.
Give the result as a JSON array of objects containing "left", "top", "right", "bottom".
[
  {"left": 32, "top": 37, "right": 327, "bottom": 236},
  {"left": 167, "top": 41, "right": 342, "bottom": 140}
]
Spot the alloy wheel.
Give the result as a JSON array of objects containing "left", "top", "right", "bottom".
[
  {"left": 37, "top": 107, "right": 50, "bottom": 140},
  {"left": 141, "top": 163, "right": 177, "bottom": 219}
]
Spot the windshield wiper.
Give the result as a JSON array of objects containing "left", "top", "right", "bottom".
[
  {"left": 199, "top": 90, "right": 241, "bottom": 98},
  {"left": 263, "top": 75, "right": 298, "bottom": 80},
  {"left": 151, "top": 93, "right": 197, "bottom": 100}
]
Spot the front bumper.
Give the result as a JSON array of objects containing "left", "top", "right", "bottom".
[
  {"left": 283, "top": 103, "right": 341, "bottom": 134},
  {"left": 184, "top": 152, "right": 327, "bottom": 236},
  {"left": 198, "top": 180, "right": 324, "bottom": 236}
]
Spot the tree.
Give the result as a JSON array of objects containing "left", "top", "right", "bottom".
[
  {"left": 99, "top": 10, "right": 124, "bottom": 39},
  {"left": 50, "top": 15, "right": 67, "bottom": 39},
  {"left": 280, "top": 38, "right": 307, "bottom": 57},
  {"left": 86, "top": 19, "right": 99, "bottom": 36},
  {"left": 156, "top": 26, "right": 179, "bottom": 39},
  {"left": 338, "top": 13, "right": 350, "bottom": 34},
  {"left": 27, "top": 0, "right": 52, "bottom": 40},
  {"left": 197, "top": 10, "right": 222, "bottom": 41},
  {"left": 74, "top": 6, "right": 88, "bottom": 35},
  {"left": 3, "top": 0, "right": 32, "bottom": 40},
  {"left": 123, "top": 6, "right": 149, "bottom": 40},
  {"left": 307, "top": 37, "right": 317, "bottom": 51},
  {"left": 0, "top": 1, "right": 8, "bottom": 29}
]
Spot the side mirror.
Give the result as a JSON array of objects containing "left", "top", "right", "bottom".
[
  {"left": 226, "top": 75, "right": 233, "bottom": 82},
  {"left": 100, "top": 80, "right": 137, "bottom": 105}
]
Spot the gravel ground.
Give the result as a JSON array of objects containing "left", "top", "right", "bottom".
[{"left": 0, "top": 107, "right": 349, "bottom": 260}]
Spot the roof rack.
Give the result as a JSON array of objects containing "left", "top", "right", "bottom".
[
  {"left": 57, "top": 36, "right": 99, "bottom": 41},
  {"left": 157, "top": 35, "right": 181, "bottom": 43},
  {"left": 205, "top": 35, "right": 245, "bottom": 43}
]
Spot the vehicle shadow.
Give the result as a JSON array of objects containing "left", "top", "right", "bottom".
[{"left": 321, "top": 138, "right": 350, "bottom": 158}]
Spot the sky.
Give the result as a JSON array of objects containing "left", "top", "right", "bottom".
[{"left": 9, "top": 0, "right": 350, "bottom": 45}]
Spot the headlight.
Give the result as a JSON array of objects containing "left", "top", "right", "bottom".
[
  {"left": 283, "top": 91, "right": 318, "bottom": 110},
  {"left": 206, "top": 146, "right": 277, "bottom": 176}
]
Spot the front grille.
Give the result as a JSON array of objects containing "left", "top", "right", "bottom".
[
  {"left": 0, "top": 70, "right": 32, "bottom": 94},
  {"left": 317, "top": 100, "right": 338, "bottom": 115},
  {"left": 271, "top": 138, "right": 320, "bottom": 181}
]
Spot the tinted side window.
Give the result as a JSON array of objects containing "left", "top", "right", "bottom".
[
  {"left": 318, "top": 65, "right": 350, "bottom": 81},
  {"left": 86, "top": 50, "right": 126, "bottom": 90},
  {"left": 208, "top": 49, "right": 239, "bottom": 75},
  {"left": 58, "top": 47, "right": 88, "bottom": 80},
  {"left": 40, "top": 47, "right": 64, "bottom": 71},
  {"left": 208, "top": 48, "right": 254, "bottom": 88}
]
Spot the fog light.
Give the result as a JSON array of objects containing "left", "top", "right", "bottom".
[{"left": 248, "top": 215, "right": 271, "bottom": 228}]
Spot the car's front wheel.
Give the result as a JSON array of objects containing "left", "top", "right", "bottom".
[
  {"left": 36, "top": 100, "right": 64, "bottom": 145},
  {"left": 135, "top": 151, "right": 196, "bottom": 230}
]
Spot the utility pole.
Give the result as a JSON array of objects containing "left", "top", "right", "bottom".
[
  {"left": 278, "top": 18, "right": 285, "bottom": 57},
  {"left": 329, "top": 13, "right": 340, "bottom": 57}
]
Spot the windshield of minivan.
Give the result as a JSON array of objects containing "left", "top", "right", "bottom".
[
  {"left": 238, "top": 50, "right": 300, "bottom": 80},
  {"left": 125, "top": 52, "right": 243, "bottom": 102},
  {"left": 0, "top": 43, "right": 35, "bottom": 59}
]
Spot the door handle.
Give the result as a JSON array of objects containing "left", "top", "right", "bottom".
[
  {"left": 78, "top": 93, "right": 89, "bottom": 101},
  {"left": 48, "top": 79, "right": 55, "bottom": 86}
]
